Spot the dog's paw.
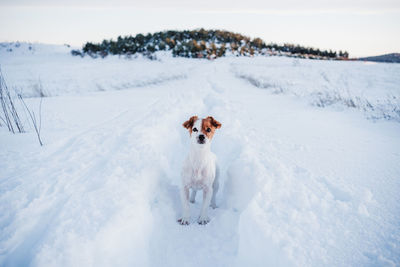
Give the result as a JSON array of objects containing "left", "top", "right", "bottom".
[
  {"left": 189, "top": 199, "right": 195, "bottom": 204},
  {"left": 197, "top": 216, "right": 210, "bottom": 225},
  {"left": 177, "top": 218, "right": 190, "bottom": 225},
  {"left": 210, "top": 203, "right": 217, "bottom": 209}
]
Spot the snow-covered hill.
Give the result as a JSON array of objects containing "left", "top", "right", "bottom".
[
  {"left": 0, "top": 43, "right": 189, "bottom": 97},
  {"left": 1, "top": 43, "right": 399, "bottom": 267},
  {"left": 358, "top": 53, "right": 400, "bottom": 63}
]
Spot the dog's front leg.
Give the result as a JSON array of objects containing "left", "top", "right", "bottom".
[
  {"left": 210, "top": 177, "right": 219, "bottom": 209},
  {"left": 178, "top": 186, "right": 190, "bottom": 225},
  {"left": 198, "top": 186, "right": 213, "bottom": 225}
]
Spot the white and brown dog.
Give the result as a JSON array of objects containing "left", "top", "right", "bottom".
[{"left": 178, "top": 116, "right": 222, "bottom": 225}]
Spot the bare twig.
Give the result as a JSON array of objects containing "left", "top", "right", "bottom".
[
  {"left": 0, "top": 114, "right": 5, "bottom": 126},
  {"left": 0, "top": 68, "right": 14, "bottom": 133},
  {"left": 18, "top": 94, "right": 43, "bottom": 146},
  {"left": 39, "top": 96, "right": 42, "bottom": 135},
  {"left": 5, "top": 83, "right": 24, "bottom": 133}
]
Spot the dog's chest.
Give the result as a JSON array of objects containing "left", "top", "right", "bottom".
[
  {"left": 189, "top": 167, "right": 209, "bottom": 188},
  {"left": 183, "top": 152, "right": 216, "bottom": 188}
]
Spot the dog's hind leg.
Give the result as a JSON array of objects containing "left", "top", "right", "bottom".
[{"left": 190, "top": 189, "right": 197, "bottom": 203}]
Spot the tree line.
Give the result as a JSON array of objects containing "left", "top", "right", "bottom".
[{"left": 72, "top": 29, "right": 349, "bottom": 60}]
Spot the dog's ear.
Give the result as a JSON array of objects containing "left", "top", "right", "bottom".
[
  {"left": 183, "top": 116, "right": 198, "bottom": 129},
  {"left": 207, "top": 116, "right": 222, "bottom": 129}
]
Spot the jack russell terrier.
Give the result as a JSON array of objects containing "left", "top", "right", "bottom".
[{"left": 178, "top": 116, "right": 222, "bottom": 225}]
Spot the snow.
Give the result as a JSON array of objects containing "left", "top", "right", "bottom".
[
  {"left": 0, "top": 43, "right": 189, "bottom": 97},
  {"left": 232, "top": 56, "right": 400, "bottom": 121},
  {"left": 1, "top": 43, "right": 400, "bottom": 267}
]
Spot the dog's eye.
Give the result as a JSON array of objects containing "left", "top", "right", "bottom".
[
  {"left": 206, "top": 128, "right": 211, "bottom": 132},
  {"left": 193, "top": 128, "right": 198, "bottom": 132}
]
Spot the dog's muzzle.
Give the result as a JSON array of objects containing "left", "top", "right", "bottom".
[{"left": 197, "top": 134, "right": 206, "bottom": 144}]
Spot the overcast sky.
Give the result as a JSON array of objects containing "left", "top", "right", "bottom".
[{"left": 1, "top": 0, "right": 399, "bottom": 57}]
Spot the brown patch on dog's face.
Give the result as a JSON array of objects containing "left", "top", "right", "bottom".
[
  {"left": 201, "top": 116, "right": 222, "bottom": 140},
  {"left": 183, "top": 116, "right": 198, "bottom": 134}
]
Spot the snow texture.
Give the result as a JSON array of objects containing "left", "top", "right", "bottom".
[
  {"left": 232, "top": 57, "right": 400, "bottom": 122},
  {"left": 1, "top": 43, "right": 400, "bottom": 267}
]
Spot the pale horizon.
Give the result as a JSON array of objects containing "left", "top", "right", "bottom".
[{"left": 1, "top": 0, "right": 399, "bottom": 57}]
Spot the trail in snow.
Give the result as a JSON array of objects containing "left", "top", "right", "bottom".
[{"left": 1, "top": 55, "right": 400, "bottom": 266}]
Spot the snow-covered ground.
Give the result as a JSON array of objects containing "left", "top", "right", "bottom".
[
  {"left": 1, "top": 43, "right": 400, "bottom": 266},
  {"left": 232, "top": 57, "right": 400, "bottom": 122},
  {"left": 0, "top": 43, "right": 189, "bottom": 97}
]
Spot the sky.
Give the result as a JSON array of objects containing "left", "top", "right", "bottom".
[{"left": 0, "top": 0, "right": 399, "bottom": 57}]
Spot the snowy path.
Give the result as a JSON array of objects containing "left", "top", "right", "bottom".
[{"left": 1, "top": 58, "right": 400, "bottom": 266}]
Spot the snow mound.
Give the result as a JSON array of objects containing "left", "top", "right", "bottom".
[
  {"left": 0, "top": 43, "right": 189, "bottom": 97},
  {"left": 0, "top": 42, "right": 72, "bottom": 56}
]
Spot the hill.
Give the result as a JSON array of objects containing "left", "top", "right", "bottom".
[
  {"left": 73, "top": 29, "right": 349, "bottom": 60},
  {"left": 358, "top": 53, "right": 400, "bottom": 63}
]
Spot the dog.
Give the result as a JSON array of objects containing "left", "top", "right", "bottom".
[{"left": 178, "top": 116, "right": 222, "bottom": 225}]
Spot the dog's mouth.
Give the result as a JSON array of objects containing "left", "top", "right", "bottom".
[{"left": 197, "top": 139, "right": 206, "bottom": 144}]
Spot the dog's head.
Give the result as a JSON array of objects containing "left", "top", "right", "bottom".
[{"left": 183, "top": 116, "right": 221, "bottom": 147}]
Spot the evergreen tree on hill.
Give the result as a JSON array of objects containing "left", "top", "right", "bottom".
[{"left": 76, "top": 29, "right": 345, "bottom": 60}]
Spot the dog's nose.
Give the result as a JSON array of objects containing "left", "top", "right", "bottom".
[{"left": 199, "top": 134, "right": 205, "bottom": 141}]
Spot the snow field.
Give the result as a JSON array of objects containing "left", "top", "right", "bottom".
[
  {"left": 1, "top": 44, "right": 400, "bottom": 266},
  {"left": 231, "top": 56, "right": 400, "bottom": 122},
  {"left": 1, "top": 43, "right": 190, "bottom": 97},
  {"left": 222, "top": 78, "right": 400, "bottom": 266}
]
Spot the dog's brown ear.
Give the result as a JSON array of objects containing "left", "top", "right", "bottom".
[
  {"left": 183, "top": 116, "right": 198, "bottom": 129},
  {"left": 207, "top": 116, "right": 221, "bottom": 129}
]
